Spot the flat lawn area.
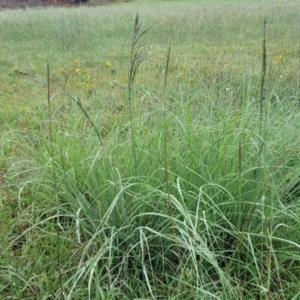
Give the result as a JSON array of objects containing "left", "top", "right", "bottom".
[{"left": 1, "top": 0, "right": 300, "bottom": 299}]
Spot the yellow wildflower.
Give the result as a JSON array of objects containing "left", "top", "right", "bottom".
[
  {"left": 105, "top": 61, "right": 112, "bottom": 68},
  {"left": 156, "top": 54, "right": 164, "bottom": 61},
  {"left": 75, "top": 68, "right": 81, "bottom": 74},
  {"left": 73, "top": 58, "right": 80, "bottom": 65}
]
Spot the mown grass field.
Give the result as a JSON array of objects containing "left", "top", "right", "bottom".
[{"left": 1, "top": 0, "right": 300, "bottom": 299}]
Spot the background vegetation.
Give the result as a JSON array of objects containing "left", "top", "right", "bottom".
[{"left": 1, "top": 0, "right": 300, "bottom": 299}]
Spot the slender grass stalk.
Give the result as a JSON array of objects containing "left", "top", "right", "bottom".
[
  {"left": 232, "top": 21, "right": 268, "bottom": 293},
  {"left": 237, "top": 139, "right": 242, "bottom": 283},
  {"left": 162, "top": 43, "right": 180, "bottom": 262},
  {"left": 258, "top": 19, "right": 267, "bottom": 171},
  {"left": 163, "top": 43, "right": 171, "bottom": 207},
  {"left": 47, "top": 63, "right": 53, "bottom": 145},
  {"left": 63, "top": 93, "right": 104, "bottom": 147},
  {"left": 258, "top": 20, "right": 272, "bottom": 300},
  {"left": 15, "top": 187, "right": 23, "bottom": 299},
  {"left": 163, "top": 43, "right": 171, "bottom": 93},
  {"left": 238, "top": 140, "right": 242, "bottom": 181},
  {"left": 47, "top": 62, "right": 64, "bottom": 300},
  {"left": 128, "top": 13, "right": 148, "bottom": 175}
]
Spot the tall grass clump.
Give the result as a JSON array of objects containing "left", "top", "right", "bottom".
[{"left": 1, "top": 0, "right": 300, "bottom": 299}]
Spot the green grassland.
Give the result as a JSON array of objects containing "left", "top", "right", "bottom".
[{"left": 1, "top": 0, "right": 300, "bottom": 298}]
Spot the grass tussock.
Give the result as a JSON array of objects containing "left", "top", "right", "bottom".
[{"left": 1, "top": 0, "right": 300, "bottom": 299}]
